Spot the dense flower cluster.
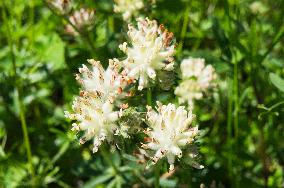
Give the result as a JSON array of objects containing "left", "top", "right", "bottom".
[
  {"left": 175, "top": 57, "right": 216, "bottom": 107},
  {"left": 119, "top": 18, "right": 175, "bottom": 90},
  {"left": 65, "top": 8, "right": 95, "bottom": 35},
  {"left": 65, "top": 59, "right": 129, "bottom": 153},
  {"left": 50, "top": 0, "right": 71, "bottom": 13},
  {"left": 114, "top": 0, "right": 144, "bottom": 21},
  {"left": 143, "top": 102, "right": 199, "bottom": 170},
  {"left": 66, "top": 18, "right": 210, "bottom": 171}
]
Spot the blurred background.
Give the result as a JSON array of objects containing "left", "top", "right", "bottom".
[{"left": 0, "top": 0, "right": 284, "bottom": 187}]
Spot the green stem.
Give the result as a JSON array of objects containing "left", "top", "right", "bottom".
[
  {"left": 233, "top": 61, "right": 238, "bottom": 138},
  {"left": 226, "top": 77, "right": 233, "bottom": 181},
  {"left": 45, "top": 1, "right": 96, "bottom": 56},
  {"left": 100, "top": 145, "right": 128, "bottom": 181},
  {"left": 147, "top": 88, "right": 152, "bottom": 106},
  {"left": 258, "top": 25, "right": 284, "bottom": 65},
  {"left": 154, "top": 162, "right": 160, "bottom": 188},
  {"left": 2, "top": 2, "right": 35, "bottom": 179},
  {"left": 18, "top": 91, "right": 35, "bottom": 178},
  {"left": 177, "top": 5, "right": 190, "bottom": 56}
]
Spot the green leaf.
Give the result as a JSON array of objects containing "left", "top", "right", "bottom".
[
  {"left": 40, "top": 34, "right": 65, "bottom": 70},
  {"left": 82, "top": 174, "right": 113, "bottom": 188},
  {"left": 159, "top": 178, "right": 177, "bottom": 187},
  {"left": 269, "top": 73, "right": 284, "bottom": 93}
]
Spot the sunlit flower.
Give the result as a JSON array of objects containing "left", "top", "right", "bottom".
[
  {"left": 65, "top": 59, "right": 130, "bottom": 152},
  {"left": 50, "top": 0, "right": 71, "bottom": 14},
  {"left": 119, "top": 18, "right": 175, "bottom": 90},
  {"left": 65, "top": 95, "right": 121, "bottom": 153},
  {"left": 75, "top": 59, "right": 130, "bottom": 104},
  {"left": 175, "top": 57, "right": 216, "bottom": 107},
  {"left": 142, "top": 102, "right": 199, "bottom": 171},
  {"left": 114, "top": 0, "right": 144, "bottom": 21},
  {"left": 249, "top": 1, "right": 267, "bottom": 15},
  {"left": 65, "top": 8, "right": 95, "bottom": 35}
]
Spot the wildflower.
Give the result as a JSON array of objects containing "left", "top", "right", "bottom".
[
  {"left": 175, "top": 57, "right": 216, "bottom": 107},
  {"left": 75, "top": 59, "right": 130, "bottom": 105},
  {"left": 50, "top": 0, "right": 71, "bottom": 14},
  {"left": 65, "top": 59, "right": 130, "bottom": 152},
  {"left": 249, "top": 1, "right": 267, "bottom": 15},
  {"left": 65, "top": 8, "right": 95, "bottom": 35},
  {"left": 114, "top": 0, "right": 144, "bottom": 21},
  {"left": 119, "top": 18, "right": 175, "bottom": 90},
  {"left": 142, "top": 102, "right": 199, "bottom": 171}
]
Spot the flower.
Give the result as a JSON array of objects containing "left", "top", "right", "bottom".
[
  {"left": 249, "top": 1, "right": 267, "bottom": 15},
  {"left": 65, "top": 95, "right": 121, "bottom": 153},
  {"left": 65, "top": 8, "right": 95, "bottom": 35},
  {"left": 65, "top": 59, "right": 130, "bottom": 152},
  {"left": 119, "top": 18, "right": 175, "bottom": 90},
  {"left": 114, "top": 0, "right": 144, "bottom": 21},
  {"left": 142, "top": 102, "right": 199, "bottom": 171},
  {"left": 75, "top": 59, "right": 130, "bottom": 104},
  {"left": 50, "top": 0, "right": 71, "bottom": 14},
  {"left": 175, "top": 57, "right": 216, "bottom": 106}
]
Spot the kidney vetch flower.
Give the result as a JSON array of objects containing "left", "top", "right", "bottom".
[
  {"left": 175, "top": 57, "right": 216, "bottom": 107},
  {"left": 119, "top": 18, "right": 175, "bottom": 90},
  {"left": 65, "top": 59, "right": 130, "bottom": 153},
  {"left": 142, "top": 102, "right": 200, "bottom": 170},
  {"left": 114, "top": 0, "right": 144, "bottom": 21}
]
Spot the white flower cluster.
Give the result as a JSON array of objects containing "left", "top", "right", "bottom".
[
  {"left": 65, "top": 8, "right": 95, "bottom": 35},
  {"left": 175, "top": 57, "right": 216, "bottom": 107},
  {"left": 65, "top": 59, "right": 129, "bottom": 153},
  {"left": 50, "top": 0, "right": 71, "bottom": 13},
  {"left": 66, "top": 18, "right": 206, "bottom": 171},
  {"left": 114, "top": 0, "right": 144, "bottom": 21},
  {"left": 143, "top": 102, "right": 199, "bottom": 171},
  {"left": 120, "top": 18, "right": 175, "bottom": 90}
]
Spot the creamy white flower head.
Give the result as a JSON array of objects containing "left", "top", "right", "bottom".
[
  {"left": 114, "top": 0, "right": 144, "bottom": 21},
  {"left": 143, "top": 102, "right": 198, "bottom": 171},
  {"left": 50, "top": 0, "right": 71, "bottom": 13},
  {"left": 75, "top": 59, "right": 130, "bottom": 104},
  {"left": 175, "top": 57, "right": 216, "bottom": 106},
  {"left": 65, "top": 8, "right": 95, "bottom": 35},
  {"left": 65, "top": 59, "right": 130, "bottom": 152},
  {"left": 65, "top": 93, "right": 121, "bottom": 153},
  {"left": 119, "top": 18, "right": 175, "bottom": 90}
]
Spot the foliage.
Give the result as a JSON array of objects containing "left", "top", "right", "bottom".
[{"left": 0, "top": 0, "right": 284, "bottom": 187}]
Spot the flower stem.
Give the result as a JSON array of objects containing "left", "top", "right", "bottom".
[
  {"left": 154, "top": 162, "right": 160, "bottom": 188},
  {"left": 44, "top": 1, "right": 96, "bottom": 56},
  {"left": 100, "top": 145, "right": 128, "bottom": 181},
  {"left": 2, "top": 2, "right": 35, "bottom": 179},
  {"left": 177, "top": 5, "right": 190, "bottom": 56},
  {"left": 147, "top": 88, "right": 152, "bottom": 106}
]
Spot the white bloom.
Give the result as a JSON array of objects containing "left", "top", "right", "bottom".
[
  {"left": 65, "top": 94, "right": 121, "bottom": 153},
  {"left": 114, "top": 0, "right": 144, "bottom": 21},
  {"left": 143, "top": 102, "right": 199, "bottom": 170},
  {"left": 65, "top": 8, "right": 95, "bottom": 35},
  {"left": 65, "top": 59, "right": 129, "bottom": 152},
  {"left": 50, "top": 0, "right": 71, "bottom": 13},
  {"left": 120, "top": 18, "right": 175, "bottom": 90},
  {"left": 75, "top": 59, "right": 129, "bottom": 104},
  {"left": 249, "top": 1, "right": 267, "bottom": 15},
  {"left": 175, "top": 57, "right": 216, "bottom": 106}
]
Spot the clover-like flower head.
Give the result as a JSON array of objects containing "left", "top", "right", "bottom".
[
  {"left": 66, "top": 8, "right": 95, "bottom": 35},
  {"left": 143, "top": 102, "right": 199, "bottom": 170},
  {"left": 119, "top": 18, "right": 175, "bottom": 90},
  {"left": 50, "top": 0, "right": 71, "bottom": 14},
  {"left": 175, "top": 57, "right": 216, "bottom": 106},
  {"left": 65, "top": 59, "right": 130, "bottom": 152},
  {"left": 114, "top": 0, "right": 144, "bottom": 21}
]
